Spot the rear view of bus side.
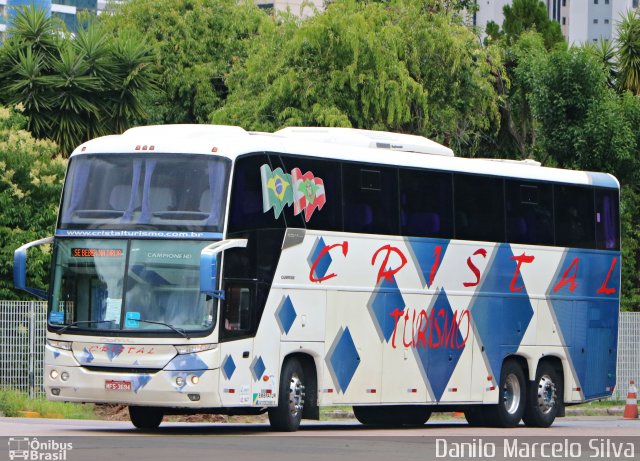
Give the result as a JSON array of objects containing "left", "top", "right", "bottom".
[{"left": 15, "top": 125, "right": 620, "bottom": 431}]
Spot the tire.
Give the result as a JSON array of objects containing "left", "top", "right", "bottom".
[
  {"left": 464, "top": 407, "right": 486, "bottom": 427},
  {"left": 485, "top": 360, "right": 526, "bottom": 427},
  {"left": 129, "top": 406, "right": 163, "bottom": 430},
  {"left": 353, "top": 405, "right": 431, "bottom": 427},
  {"left": 523, "top": 362, "right": 561, "bottom": 428},
  {"left": 268, "top": 358, "right": 306, "bottom": 432}
]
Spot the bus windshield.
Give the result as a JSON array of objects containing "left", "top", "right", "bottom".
[
  {"left": 59, "top": 154, "right": 230, "bottom": 234},
  {"left": 49, "top": 239, "right": 216, "bottom": 335}
]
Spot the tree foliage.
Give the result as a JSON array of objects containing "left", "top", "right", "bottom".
[
  {"left": 99, "top": 0, "right": 271, "bottom": 125},
  {"left": 0, "top": 106, "right": 65, "bottom": 299},
  {"left": 501, "top": 0, "right": 564, "bottom": 49},
  {"left": 213, "top": 0, "right": 502, "bottom": 156},
  {"left": 0, "top": 7, "right": 157, "bottom": 155},
  {"left": 616, "top": 9, "right": 640, "bottom": 95}
]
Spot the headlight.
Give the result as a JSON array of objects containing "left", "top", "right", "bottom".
[
  {"left": 47, "top": 339, "right": 72, "bottom": 351},
  {"left": 175, "top": 344, "right": 217, "bottom": 354}
]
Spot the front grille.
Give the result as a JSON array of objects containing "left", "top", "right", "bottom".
[{"left": 82, "top": 366, "right": 161, "bottom": 374}]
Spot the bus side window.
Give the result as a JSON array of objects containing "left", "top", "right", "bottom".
[
  {"left": 399, "top": 168, "right": 453, "bottom": 239},
  {"left": 505, "top": 180, "right": 554, "bottom": 246},
  {"left": 595, "top": 188, "right": 620, "bottom": 250},
  {"left": 343, "top": 164, "right": 399, "bottom": 235},
  {"left": 454, "top": 174, "right": 504, "bottom": 243},
  {"left": 222, "top": 285, "right": 252, "bottom": 335},
  {"left": 554, "top": 185, "right": 596, "bottom": 249}
]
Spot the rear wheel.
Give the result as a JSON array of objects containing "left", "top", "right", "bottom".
[
  {"left": 268, "top": 358, "right": 306, "bottom": 432},
  {"left": 353, "top": 405, "right": 431, "bottom": 427},
  {"left": 129, "top": 406, "right": 163, "bottom": 430},
  {"left": 485, "top": 360, "right": 526, "bottom": 427},
  {"left": 523, "top": 362, "right": 561, "bottom": 428}
]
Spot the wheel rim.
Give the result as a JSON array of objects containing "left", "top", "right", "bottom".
[
  {"left": 537, "top": 374, "right": 557, "bottom": 415},
  {"left": 288, "top": 372, "right": 305, "bottom": 417},
  {"left": 502, "top": 373, "right": 521, "bottom": 415}
]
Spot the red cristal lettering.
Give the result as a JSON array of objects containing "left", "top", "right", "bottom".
[
  {"left": 371, "top": 245, "right": 408, "bottom": 284},
  {"left": 553, "top": 257, "right": 580, "bottom": 293},
  {"left": 428, "top": 245, "right": 443, "bottom": 287},
  {"left": 510, "top": 253, "right": 535, "bottom": 292},
  {"left": 309, "top": 241, "right": 348, "bottom": 283},
  {"left": 596, "top": 257, "right": 618, "bottom": 295},
  {"left": 463, "top": 248, "right": 488, "bottom": 287}
]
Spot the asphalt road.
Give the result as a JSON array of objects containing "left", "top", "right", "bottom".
[{"left": 1, "top": 417, "right": 638, "bottom": 461}]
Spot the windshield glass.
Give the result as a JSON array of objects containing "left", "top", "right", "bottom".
[
  {"left": 49, "top": 239, "right": 216, "bottom": 335},
  {"left": 59, "top": 154, "right": 229, "bottom": 234}
]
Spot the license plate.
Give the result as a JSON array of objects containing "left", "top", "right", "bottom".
[{"left": 105, "top": 380, "right": 132, "bottom": 391}]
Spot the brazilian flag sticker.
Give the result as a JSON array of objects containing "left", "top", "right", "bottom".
[{"left": 260, "top": 164, "right": 293, "bottom": 218}]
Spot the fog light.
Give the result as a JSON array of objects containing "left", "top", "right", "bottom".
[
  {"left": 188, "top": 393, "right": 200, "bottom": 401},
  {"left": 50, "top": 370, "right": 59, "bottom": 380},
  {"left": 190, "top": 375, "right": 199, "bottom": 385},
  {"left": 51, "top": 388, "right": 60, "bottom": 396},
  {"left": 175, "top": 376, "right": 185, "bottom": 387},
  {"left": 60, "top": 371, "right": 70, "bottom": 381}
]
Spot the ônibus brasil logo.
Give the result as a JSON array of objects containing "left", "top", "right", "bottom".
[{"left": 8, "top": 437, "right": 73, "bottom": 460}]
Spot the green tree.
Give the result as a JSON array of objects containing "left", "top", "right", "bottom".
[
  {"left": 0, "top": 7, "right": 157, "bottom": 155},
  {"left": 99, "top": 0, "right": 271, "bottom": 125},
  {"left": 501, "top": 0, "right": 564, "bottom": 49},
  {"left": 0, "top": 106, "right": 65, "bottom": 299},
  {"left": 213, "top": 0, "right": 502, "bottom": 156}
]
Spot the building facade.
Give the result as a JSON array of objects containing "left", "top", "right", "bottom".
[{"left": 473, "top": 0, "right": 640, "bottom": 45}]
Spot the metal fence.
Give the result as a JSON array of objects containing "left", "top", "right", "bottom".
[{"left": 0, "top": 300, "right": 639, "bottom": 400}]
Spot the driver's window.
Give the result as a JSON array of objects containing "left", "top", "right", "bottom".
[{"left": 222, "top": 284, "right": 253, "bottom": 337}]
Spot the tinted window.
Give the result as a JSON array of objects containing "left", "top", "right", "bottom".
[
  {"left": 343, "top": 164, "right": 399, "bottom": 235},
  {"left": 279, "top": 155, "right": 342, "bottom": 231},
  {"left": 554, "top": 185, "right": 596, "bottom": 248},
  {"left": 454, "top": 174, "right": 504, "bottom": 242},
  {"left": 595, "top": 188, "right": 620, "bottom": 250},
  {"left": 505, "top": 180, "right": 554, "bottom": 245},
  {"left": 399, "top": 169, "right": 453, "bottom": 239},
  {"left": 228, "top": 154, "right": 284, "bottom": 233}
]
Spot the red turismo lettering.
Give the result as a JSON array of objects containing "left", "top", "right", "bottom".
[
  {"left": 372, "top": 245, "right": 408, "bottom": 284},
  {"left": 463, "top": 248, "right": 487, "bottom": 288},
  {"left": 596, "top": 257, "right": 618, "bottom": 295},
  {"left": 552, "top": 257, "right": 580, "bottom": 293},
  {"left": 390, "top": 307, "right": 471, "bottom": 350},
  {"left": 428, "top": 245, "right": 443, "bottom": 287},
  {"left": 309, "top": 241, "right": 349, "bottom": 283},
  {"left": 510, "top": 253, "right": 535, "bottom": 292}
]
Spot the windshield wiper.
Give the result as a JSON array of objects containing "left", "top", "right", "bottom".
[
  {"left": 54, "top": 320, "right": 115, "bottom": 334},
  {"left": 136, "top": 319, "right": 190, "bottom": 339}
]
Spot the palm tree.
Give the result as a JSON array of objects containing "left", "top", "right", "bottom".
[
  {"left": 0, "top": 6, "right": 157, "bottom": 155},
  {"left": 616, "top": 9, "right": 640, "bottom": 95}
]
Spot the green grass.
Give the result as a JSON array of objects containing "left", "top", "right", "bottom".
[{"left": 0, "top": 387, "right": 96, "bottom": 419}]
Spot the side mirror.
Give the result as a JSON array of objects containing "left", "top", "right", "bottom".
[
  {"left": 14, "top": 236, "right": 54, "bottom": 299},
  {"left": 199, "top": 239, "right": 248, "bottom": 300}
]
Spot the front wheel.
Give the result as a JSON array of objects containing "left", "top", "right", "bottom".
[
  {"left": 485, "top": 360, "right": 526, "bottom": 427},
  {"left": 268, "top": 358, "right": 306, "bottom": 432},
  {"left": 129, "top": 406, "right": 163, "bottom": 430},
  {"left": 523, "top": 362, "right": 561, "bottom": 427}
]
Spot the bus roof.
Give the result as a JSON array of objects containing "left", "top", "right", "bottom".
[{"left": 70, "top": 124, "right": 619, "bottom": 189}]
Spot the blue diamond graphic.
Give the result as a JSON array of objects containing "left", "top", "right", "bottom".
[
  {"left": 106, "top": 344, "right": 125, "bottom": 361},
  {"left": 469, "top": 243, "right": 533, "bottom": 380},
  {"left": 222, "top": 355, "right": 236, "bottom": 380},
  {"left": 308, "top": 237, "right": 332, "bottom": 280},
  {"left": 251, "top": 356, "right": 266, "bottom": 381},
  {"left": 367, "top": 273, "right": 405, "bottom": 342},
  {"left": 405, "top": 238, "right": 449, "bottom": 288},
  {"left": 326, "top": 327, "right": 360, "bottom": 393},
  {"left": 276, "top": 296, "right": 297, "bottom": 335},
  {"left": 413, "top": 288, "right": 465, "bottom": 401}
]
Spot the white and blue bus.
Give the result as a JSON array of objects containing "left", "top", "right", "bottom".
[{"left": 14, "top": 125, "right": 620, "bottom": 431}]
